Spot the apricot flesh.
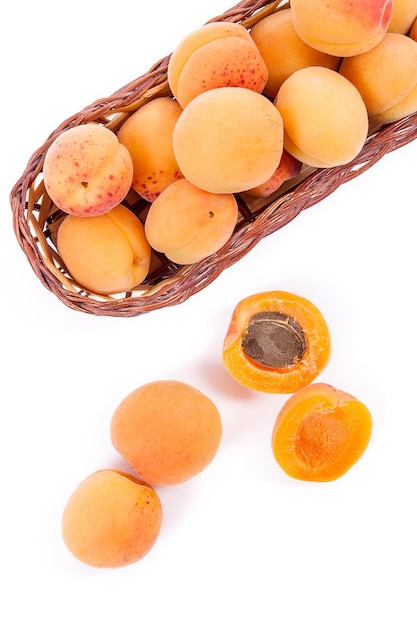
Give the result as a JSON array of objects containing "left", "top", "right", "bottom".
[
  {"left": 43, "top": 124, "right": 133, "bottom": 216},
  {"left": 250, "top": 8, "right": 341, "bottom": 99},
  {"left": 291, "top": 0, "right": 393, "bottom": 56},
  {"left": 271, "top": 383, "right": 373, "bottom": 482},
  {"left": 117, "top": 97, "right": 183, "bottom": 202},
  {"left": 57, "top": 204, "right": 151, "bottom": 295},
  {"left": 172, "top": 87, "right": 284, "bottom": 194},
  {"left": 61, "top": 469, "right": 163, "bottom": 568},
  {"left": 339, "top": 33, "right": 417, "bottom": 125},
  {"left": 110, "top": 380, "right": 223, "bottom": 486},
  {"left": 222, "top": 291, "right": 331, "bottom": 394},
  {"left": 144, "top": 178, "right": 238, "bottom": 265},
  {"left": 275, "top": 66, "right": 369, "bottom": 168}
]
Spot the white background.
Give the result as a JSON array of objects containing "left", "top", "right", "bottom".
[{"left": 2, "top": 2, "right": 416, "bottom": 624}]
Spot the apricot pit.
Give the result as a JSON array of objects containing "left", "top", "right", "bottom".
[{"left": 242, "top": 311, "right": 306, "bottom": 369}]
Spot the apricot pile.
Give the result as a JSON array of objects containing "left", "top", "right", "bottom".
[{"left": 42, "top": 0, "right": 417, "bottom": 295}]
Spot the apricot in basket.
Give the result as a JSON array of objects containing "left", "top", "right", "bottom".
[
  {"left": 222, "top": 291, "right": 331, "bottom": 394},
  {"left": 117, "top": 96, "right": 184, "bottom": 202},
  {"left": 271, "top": 383, "right": 373, "bottom": 482},
  {"left": 43, "top": 124, "right": 133, "bottom": 217}
]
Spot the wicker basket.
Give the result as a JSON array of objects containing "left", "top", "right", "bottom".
[{"left": 10, "top": 0, "right": 417, "bottom": 317}]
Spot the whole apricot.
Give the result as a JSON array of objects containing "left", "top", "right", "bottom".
[
  {"left": 167, "top": 21, "right": 255, "bottom": 100},
  {"left": 291, "top": 0, "right": 393, "bottom": 56},
  {"left": 172, "top": 87, "right": 284, "bottom": 194},
  {"left": 144, "top": 178, "right": 238, "bottom": 265},
  {"left": 340, "top": 33, "right": 417, "bottom": 125},
  {"left": 387, "top": 0, "right": 417, "bottom": 33},
  {"left": 176, "top": 36, "right": 268, "bottom": 108},
  {"left": 222, "top": 291, "right": 331, "bottom": 394},
  {"left": 117, "top": 97, "right": 183, "bottom": 202},
  {"left": 43, "top": 124, "right": 133, "bottom": 216},
  {"left": 271, "top": 383, "right": 373, "bottom": 482},
  {"left": 245, "top": 149, "right": 302, "bottom": 198},
  {"left": 61, "top": 469, "right": 163, "bottom": 568},
  {"left": 110, "top": 380, "right": 223, "bottom": 486},
  {"left": 250, "top": 8, "right": 341, "bottom": 99},
  {"left": 275, "top": 66, "right": 369, "bottom": 168},
  {"left": 57, "top": 204, "right": 151, "bottom": 295}
]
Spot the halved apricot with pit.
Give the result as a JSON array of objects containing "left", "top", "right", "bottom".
[
  {"left": 222, "top": 291, "right": 331, "bottom": 393},
  {"left": 271, "top": 383, "right": 372, "bottom": 481}
]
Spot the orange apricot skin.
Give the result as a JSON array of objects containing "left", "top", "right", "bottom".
[
  {"left": 172, "top": 87, "right": 284, "bottom": 194},
  {"left": 410, "top": 17, "right": 417, "bottom": 40},
  {"left": 57, "top": 204, "right": 151, "bottom": 295},
  {"left": 222, "top": 291, "right": 331, "bottom": 394},
  {"left": 176, "top": 36, "right": 268, "bottom": 108},
  {"left": 110, "top": 380, "right": 223, "bottom": 486},
  {"left": 61, "top": 469, "right": 162, "bottom": 568},
  {"left": 144, "top": 178, "right": 238, "bottom": 265},
  {"left": 245, "top": 149, "right": 302, "bottom": 198},
  {"left": 117, "top": 97, "right": 183, "bottom": 202},
  {"left": 167, "top": 21, "right": 255, "bottom": 100},
  {"left": 43, "top": 124, "right": 133, "bottom": 217},
  {"left": 271, "top": 383, "right": 373, "bottom": 482}
]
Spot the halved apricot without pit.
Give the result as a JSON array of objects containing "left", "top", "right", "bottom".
[
  {"left": 222, "top": 291, "right": 331, "bottom": 394},
  {"left": 272, "top": 383, "right": 373, "bottom": 482}
]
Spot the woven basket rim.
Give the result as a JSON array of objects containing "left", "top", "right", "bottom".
[{"left": 10, "top": 0, "right": 417, "bottom": 317}]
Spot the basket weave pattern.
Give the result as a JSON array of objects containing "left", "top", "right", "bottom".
[{"left": 10, "top": 0, "right": 417, "bottom": 317}]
